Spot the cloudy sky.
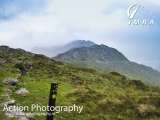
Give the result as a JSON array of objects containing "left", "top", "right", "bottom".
[{"left": 0, "top": 0, "right": 160, "bottom": 71}]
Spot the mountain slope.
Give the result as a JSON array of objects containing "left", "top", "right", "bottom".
[
  {"left": 1, "top": 46, "right": 160, "bottom": 120},
  {"left": 55, "top": 44, "right": 160, "bottom": 86},
  {"left": 32, "top": 40, "right": 95, "bottom": 57}
]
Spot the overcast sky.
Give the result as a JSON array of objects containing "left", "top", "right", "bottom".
[{"left": 0, "top": 0, "right": 160, "bottom": 71}]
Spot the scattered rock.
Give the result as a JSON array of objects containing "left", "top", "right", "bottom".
[
  {"left": 3, "top": 78, "right": 19, "bottom": 86},
  {"left": 3, "top": 100, "right": 32, "bottom": 120},
  {"left": 137, "top": 104, "right": 156, "bottom": 117},
  {"left": 15, "top": 88, "right": 29, "bottom": 96},
  {"left": 0, "top": 58, "right": 6, "bottom": 64},
  {"left": 2, "top": 80, "right": 31, "bottom": 120},
  {"left": 4, "top": 100, "right": 16, "bottom": 106},
  {"left": 5, "top": 107, "right": 30, "bottom": 120},
  {"left": 19, "top": 116, "right": 30, "bottom": 120}
]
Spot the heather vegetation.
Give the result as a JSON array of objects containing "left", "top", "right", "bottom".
[{"left": 1, "top": 46, "right": 160, "bottom": 120}]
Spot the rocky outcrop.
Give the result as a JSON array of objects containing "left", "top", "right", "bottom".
[{"left": 2, "top": 77, "right": 31, "bottom": 120}]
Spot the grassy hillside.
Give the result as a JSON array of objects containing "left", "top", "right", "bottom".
[
  {"left": 1, "top": 46, "right": 160, "bottom": 120},
  {"left": 55, "top": 45, "right": 160, "bottom": 86}
]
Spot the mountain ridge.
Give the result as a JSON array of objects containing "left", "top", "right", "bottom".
[
  {"left": 54, "top": 43, "right": 160, "bottom": 86},
  {"left": 32, "top": 40, "right": 96, "bottom": 57}
]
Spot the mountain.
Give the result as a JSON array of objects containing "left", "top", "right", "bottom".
[
  {"left": 32, "top": 40, "right": 95, "bottom": 57},
  {"left": 1, "top": 46, "right": 160, "bottom": 120},
  {"left": 55, "top": 44, "right": 160, "bottom": 86}
]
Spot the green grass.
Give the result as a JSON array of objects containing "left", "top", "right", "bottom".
[{"left": 1, "top": 47, "right": 160, "bottom": 120}]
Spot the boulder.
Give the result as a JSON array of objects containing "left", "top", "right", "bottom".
[
  {"left": 137, "top": 104, "right": 156, "bottom": 117},
  {"left": 3, "top": 78, "right": 19, "bottom": 86},
  {"left": 15, "top": 88, "right": 29, "bottom": 96},
  {"left": 4, "top": 100, "right": 16, "bottom": 106}
]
